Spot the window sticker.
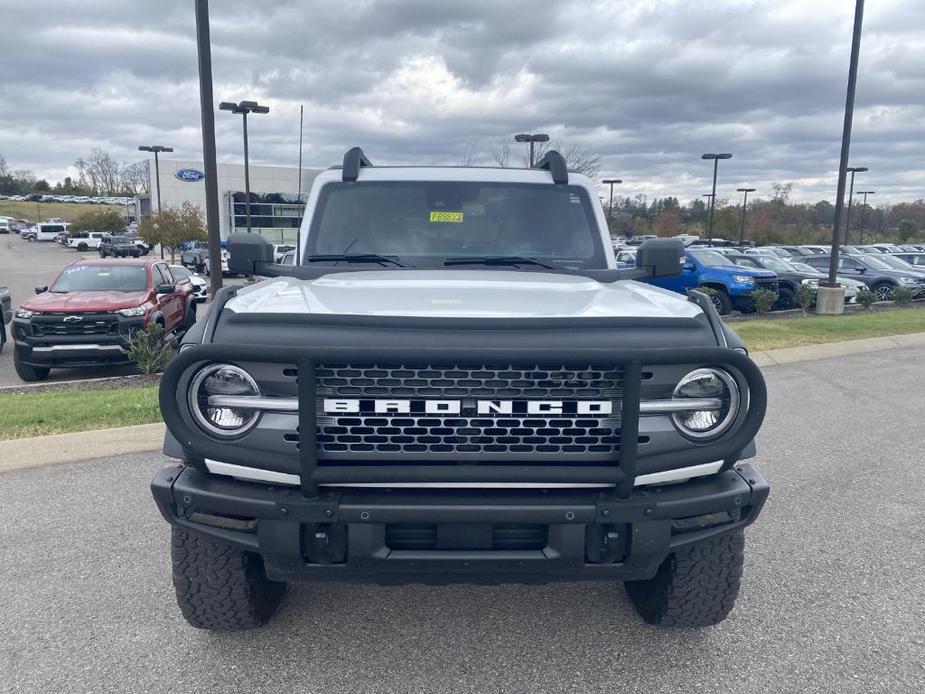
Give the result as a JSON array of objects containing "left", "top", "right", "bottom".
[
  {"left": 569, "top": 194, "right": 581, "bottom": 204},
  {"left": 429, "top": 211, "right": 464, "bottom": 223}
]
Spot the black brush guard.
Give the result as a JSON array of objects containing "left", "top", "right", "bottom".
[{"left": 160, "top": 343, "right": 767, "bottom": 499}]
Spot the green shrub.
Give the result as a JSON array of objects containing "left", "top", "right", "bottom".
[
  {"left": 856, "top": 288, "right": 877, "bottom": 310},
  {"left": 126, "top": 324, "right": 173, "bottom": 375},
  {"left": 796, "top": 283, "right": 816, "bottom": 315},
  {"left": 750, "top": 288, "right": 778, "bottom": 315},
  {"left": 893, "top": 285, "right": 914, "bottom": 305}
]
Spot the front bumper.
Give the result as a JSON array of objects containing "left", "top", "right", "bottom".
[
  {"left": 151, "top": 462, "right": 769, "bottom": 584},
  {"left": 12, "top": 315, "right": 144, "bottom": 367}
]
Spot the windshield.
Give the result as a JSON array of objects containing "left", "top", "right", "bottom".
[
  {"left": 876, "top": 255, "right": 918, "bottom": 271},
  {"left": 110, "top": 236, "right": 128, "bottom": 244},
  {"left": 689, "top": 250, "right": 737, "bottom": 267},
  {"left": 757, "top": 256, "right": 794, "bottom": 273},
  {"left": 859, "top": 255, "right": 894, "bottom": 271},
  {"left": 731, "top": 257, "right": 762, "bottom": 269},
  {"left": 305, "top": 181, "right": 606, "bottom": 269},
  {"left": 790, "top": 262, "right": 822, "bottom": 275},
  {"left": 51, "top": 265, "right": 148, "bottom": 292}
]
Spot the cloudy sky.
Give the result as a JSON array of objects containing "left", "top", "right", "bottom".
[{"left": 1, "top": 0, "right": 923, "bottom": 204}]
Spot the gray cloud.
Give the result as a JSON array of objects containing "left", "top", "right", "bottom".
[{"left": 0, "top": 0, "right": 922, "bottom": 204}]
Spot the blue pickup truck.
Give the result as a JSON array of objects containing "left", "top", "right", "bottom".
[{"left": 649, "top": 248, "right": 778, "bottom": 314}]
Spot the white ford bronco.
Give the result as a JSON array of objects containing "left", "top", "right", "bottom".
[{"left": 152, "top": 148, "right": 769, "bottom": 630}]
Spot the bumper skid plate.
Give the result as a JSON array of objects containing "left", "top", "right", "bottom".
[{"left": 152, "top": 462, "right": 769, "bottom": 584}]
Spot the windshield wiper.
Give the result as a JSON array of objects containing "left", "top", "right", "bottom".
[
  {"left": 304, "top": 254, "right": 407, "bottom": 267},
  {"left": 444, "top": 255, "right": 555, "bottom": 269}
]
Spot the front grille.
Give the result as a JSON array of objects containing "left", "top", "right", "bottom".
[
  {"left": 385, "top": 523, "right": 548, "bottom": 551},
  {"left": 312, "top": 364, "right": 623, "bottom": 460},
  {"left": 316, "top": 414, "right": 621, "bottom": 455},
  {"left": 756, "top": 279, "right": 779, "bottom": 294},
  {"left": 33, "top": 314, "right": 119, "bottom": 336},
  {"left": 315, "top": 365, "right": 623, "bottom": 399}
]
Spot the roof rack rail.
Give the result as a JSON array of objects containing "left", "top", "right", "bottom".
[
  {"left": 534, "top": 150, "right": 568, "bottom": 185},
  {"left": 342, "top": 147, "right": 373, "bottom": 182}
]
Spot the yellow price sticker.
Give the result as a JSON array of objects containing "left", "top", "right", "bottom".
[{"left": 429, "top": 211, "right": 464, "bottom": 223}]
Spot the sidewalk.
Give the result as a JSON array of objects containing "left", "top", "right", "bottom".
[{"left": 1, "top": 332, "right": 923, "bottom": 472}]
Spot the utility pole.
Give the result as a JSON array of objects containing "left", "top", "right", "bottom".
[
  {"left": 701, "top": 153, "right": 732, "bottom": 244},
  {"left": 844, "top": 166, "right": 868, "bottom": 244},
  {"left": 220, "top": 100, "right": 270, "bottom": 233},
  {"left": 820, "top": 0, "right": 865, "bottom": 315},
  {"left": 737, "top": 187, "right": 756, "bottom": 245},
  {"left": 856, "top": 190, "right": 875, "bottom": 244},
  {"left": 194, "top": 0, "right": 223, "bottom": 297},
  {"left": 602, "top": 178, "right": 622, "bottom": 228}
]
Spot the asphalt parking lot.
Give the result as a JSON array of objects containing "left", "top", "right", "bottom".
[{"left": 1, "top": 347, "right": 922, "bottom": 693}]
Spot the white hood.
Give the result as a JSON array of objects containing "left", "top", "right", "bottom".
[{"left": 225, "top": 270, "right": 702, "bottom": 319}]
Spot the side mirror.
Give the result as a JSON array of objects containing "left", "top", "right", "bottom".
[
  {"left": 35, "top": 285, "right": 48, "bottom": 294},
  {"left": 155, "top": 283, "right": 174, "bottom": 294},
  {"left": 637, "top": 238, "right": 684, "bottom": 278},
  {"left": 228, "top": 233, "right": 274, "bottom": 275},
  {"left": 682, "top": 261, "right": 696, "bottom": 272}
]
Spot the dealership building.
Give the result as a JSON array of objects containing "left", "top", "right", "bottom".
[{"left": 136, "top": 159, "right": 322, "bottom": 243}]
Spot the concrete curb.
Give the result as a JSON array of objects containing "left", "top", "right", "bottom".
[
  {"left": 0, "top": 422, "right": 165, "bottom": 474},
  {"left": 750, "top": 331, "right": 925, "bottom": 367},
  {"left": 1, "top": 332, "right": 923, "bottom": 472}
]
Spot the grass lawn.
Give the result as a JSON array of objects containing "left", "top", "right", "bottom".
[
  {"left": 732, "top": 307, "right": 925, "bottom": 351},
  {"left": 0, "top": 200, "right": 125, "bottom": 223},
  {"left": 0, "top": 386, "right": 160, "bottom": 440}
]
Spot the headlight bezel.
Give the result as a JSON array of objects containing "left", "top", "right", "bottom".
[
  {"left": 116, "top": 306, "right": 146, "bottom": 317},
  {"left": 670, "top": 367, "right": 741, "bottom": 441},
  {"left": 732, "top": 275, "right": 756, "bottom": 286},
  {"left": 15, "top": 308, "right": 37, "bottom": 319},
  {"left": 188, "top": 363, "right": 262, "bottom": 438}
]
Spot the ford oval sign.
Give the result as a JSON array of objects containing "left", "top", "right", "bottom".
[{"left": 175, "top": 168, "right": 205, "bottom": 182}]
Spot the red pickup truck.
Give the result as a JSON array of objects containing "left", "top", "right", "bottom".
[{"left": 11, "top": 259, "right": 197, "bottom": 381}]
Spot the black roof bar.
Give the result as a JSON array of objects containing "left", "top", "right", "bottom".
[
  {"left": 342, "top": 147, "right": 373, "bottom": 182},
  {"left": 534, "top": 150, "right": 568, "bottom": 185}
]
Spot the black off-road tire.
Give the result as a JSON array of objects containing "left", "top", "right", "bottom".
[
  {"left": 13, "top": 347, "right": 50, "bottom": 381},
  {"left": 624, "top": 531, "right": 745, "bottom": 627},
  {"left": 774, "top": 286, "right": 796, "bottom": 310},
  {"left": 170, "top": 527, "right": 286, "bottom": 630},
  {"left": 77, "top": 242, "right": 88, "bottom": 251},
  {"left": 709, "top": 288, "right": 733, "bottom": 315}
]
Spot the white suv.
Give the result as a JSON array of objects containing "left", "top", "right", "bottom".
[
  {"left": 67, "top": 231, "right": 107, "bottom": 251},
  {"left": 22, "top": 222, "right": 69, "bottom": 242}
]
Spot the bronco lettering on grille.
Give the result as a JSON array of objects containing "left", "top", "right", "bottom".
[{"left": 322, "top": 399, "right": 614, "bottom": 416}]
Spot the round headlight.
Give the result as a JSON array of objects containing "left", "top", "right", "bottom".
[
  {"left": 188, "top": 364, "right": 260, "bottom": 437},
  {"left": 671, "top": 368, "right": 740, "bottom": 440}
]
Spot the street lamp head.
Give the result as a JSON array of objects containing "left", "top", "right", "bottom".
[
  {"left": 702, "top": 193, "right": 714, "bottom": 198},
  {"left": 138, "top": 145, "right": 153, "bottom": 152},
  {"left": 602, "top": 179, "right": 622, "bottom": 184},
  {"left": 139, "top": 145, "right": 173, "bottom": 153},
  {"left": 737, "top": 187, "right": 756, "bottom": 193},
  {"left": 847, "top": 166, "right": 868, "bottom": 173},
  {"left": 702, "top": 152, "right": 733, "bottom": 160},
  {"left": 219, "top": 101, "right": 238, "bottom": 111},
  {"left": 858, "top": 190, "right": 876, "bottom": 195},
  {"left": 514, "top": 133, "right": 549, "bottom": 143}
]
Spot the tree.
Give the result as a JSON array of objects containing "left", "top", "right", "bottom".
[
  {"left": 490, "top": 137, "right": 601, "bottom": 177},
  {"left": 121, "top": 161, "right": 149, "bottom": 195},
  {"left": 139, "top": 202, "right": 206, "bottom": 262},
  {"left": 457, "top": 141, "right": 479, "bottom": 167},
  {"left": 71, "top": 208, "right": 126, "bottom": 233},
  {"left": 652, "top": 209, "right": 681, "bottom": 236},
  {"left": 75, "top": 148, "right": 122, "bottom": 194},
  {"left": 0, "top": 153, "right": 8, "bottom": 177}
]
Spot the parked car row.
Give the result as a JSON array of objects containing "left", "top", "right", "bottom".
[
  {"left": 614, "top": 240, "right": 925, "bottom": 313},
  {"left": 0, "top": 193, "right": 134, "bottom": 206}
]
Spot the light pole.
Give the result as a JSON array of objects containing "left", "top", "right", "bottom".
[
  {"left": 602, "top": 178, "right": 622, "bottom": 226},
  {"left": 514, "top": 133, "right": 549, "bottom": 167},
  {"left": 843, "top": 166, "right": 868, "bottom": 244},
  {"left": 736, "top": 187, "right": 756, "bottom": 245},
  {"left": 138, "top": 145, "right": 174, "bottom": 258},
  {"left": 137, "top": 145, "right": 173, "bottom": 214},
  {"left": 220, "top": 100, "right": 270, "bottom": 233},
  {"left": 701, "top": 153, "right": 732, "bottom": 245},
  {"left": 824, "top": 0, "right": 866, "bottom": 297},
  {"left": 195, "top": 0, "right": 223, "bottom": 298},
  {"left": 856, "top": 190, "right": 875, "bottom": 244}
]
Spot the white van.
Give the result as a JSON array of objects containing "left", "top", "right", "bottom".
[
  {"left": 23, "top": 222, "right": 69, "bottom": 242},
  {"left": 66, "top": 231, "right": 107, "bottom": 251}
]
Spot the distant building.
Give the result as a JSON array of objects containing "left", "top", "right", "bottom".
[{"left": 135, "top": 159, "right": 322, "bottom": 243}]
